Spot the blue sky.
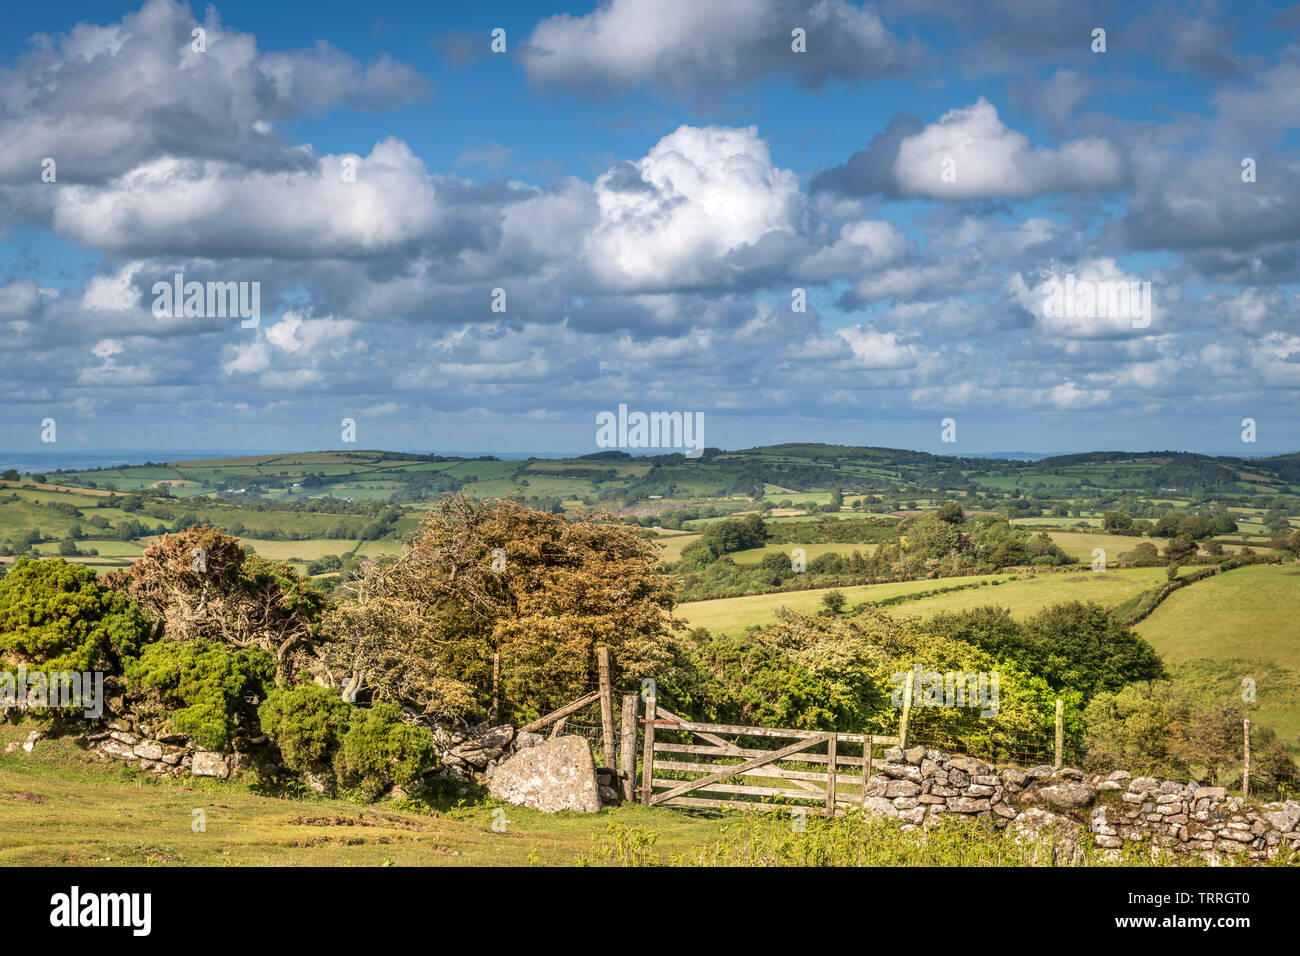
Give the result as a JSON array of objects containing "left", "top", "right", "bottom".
[{"left": 1, "top": 0, "right": 1298, "bottom": 458}]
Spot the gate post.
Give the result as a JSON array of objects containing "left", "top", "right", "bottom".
[
  {"left": 860, "top": 734, "right": 873, "bottom": 807},
  {"left": 899, "top": 668, "right": 914, "bottom": 749},
  {"left": 825, "top": 733, "right": 838, "bottom": 816},
  {"left": 597, "top": 646, "right": 616, "bottom": 768},
  {"left": 619, "top": 693, "right": 637, "bottom": 802},
  {"left": 641, "top": 692, "right": 656, "bottom": 806}
]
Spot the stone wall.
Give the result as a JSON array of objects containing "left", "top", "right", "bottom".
[
  {"left": 79, "top": 711, "right": 623, "bottom": 802},
  {"left": 864, "top": 745, "right": 1300, "bottom": 863},
  {"left": 84, "top": 719, "right": 239, "bottom": 779},
  {"left": 66, "top": 711, "right": 1300, "bottom": 860}
]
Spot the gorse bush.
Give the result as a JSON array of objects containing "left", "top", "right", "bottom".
[
  {"left": 259, "top": 686, "right": 438, "bottom": 801},
  {"left": 124, "top": 638, "right": 274, "bottom": 750},
  {"left": 335, "top": 702, "right": 438, "bottom": 801},
  {"left": 0, "top": 557, "right": 148, "bottom": 673},
  {"left": 258, "top": 683, "right": 352, "bottom": 775}
]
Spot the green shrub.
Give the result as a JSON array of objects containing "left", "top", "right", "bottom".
[
  {"left": 258, "top": 684, "right": 352, "bottom": 775},
  {"left": 335, "top": 702, "right": 438, "bottom": 801},
  {"left": 0, "top": 557, "right": 148, "bottom": 673},
  {"left": 124, "top": 638, "right": 274, "bottom": 750}
]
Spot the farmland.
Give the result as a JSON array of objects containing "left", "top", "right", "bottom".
[
  {"left": 1137, "top": 564, "right": 1300, "bottom": 744},
  {"left": 675, "top": 566, "right": 1177, "bottom": 636},
  {"left": 3, "top": 442, "right": 1299, "bottom": 748}
]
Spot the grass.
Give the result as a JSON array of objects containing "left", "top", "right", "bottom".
[
  {"left": 574, "top": 812, "right": 1247, "bottom": 867},
  {"left": 726, "top": 542, "right": 878, "bottom": 565},
  {"left": 677, "top": 575, "right": 1016, "bottom": 635},
  {"left": 1137, "top": 563, "right": 1300, "bottom": 744},
  {"left": 1044, "top": 531, "right": 1250, "bottom": 561},
  {"left": 0, "top": 724, "right": 716, "bottom": 867},
  {"left": 892, "top": 567, "right": 1175, "bottom": 620},
  {"left": 3, "top": 724, "right": 1260, "bottom": 868},
  {"left": 676, "top": 567, "right": 1174, "bottom": 637},
  {"left": 654, "top": 533, "right": 701, "bottom": 562}
]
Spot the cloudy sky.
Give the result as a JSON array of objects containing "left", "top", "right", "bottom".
[{"left": 1, "top": 0, "right": 1298, "bottom": 458}]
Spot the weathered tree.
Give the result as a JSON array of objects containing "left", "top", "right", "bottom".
[
  {"left": 323, "top": 496, "right": 681, "bottom": 723},
  {"left": 108, "top": 526, "right": 327, "bottom": 684}
]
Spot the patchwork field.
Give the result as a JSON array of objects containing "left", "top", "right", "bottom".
[{"left": 676, "top": 567, "right": 1173, "bottom": 637}]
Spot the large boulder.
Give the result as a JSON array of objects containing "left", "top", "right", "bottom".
[
  {"left": 485, "top": 735, "right": 601, "bottom": 813},
  {"left": 1263, "top": 802, "right": 1300, "bottom": 834},
  {"left": 191, "top": 751, "right": 232, "bottom": 779},
  {"left": 1027, "top": 780, "right": 1096, "bottom": 810}
]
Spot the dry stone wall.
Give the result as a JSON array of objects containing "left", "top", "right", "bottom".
[
  {"left": 58, "top": 710, "right": 1300, "bottom": 860},
  {"left": 864, "top": 745, "right": 1300, "bottom": 863}
]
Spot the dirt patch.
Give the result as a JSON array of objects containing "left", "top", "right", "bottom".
[
  {"left": 292, "top": 814, "right": 368, "bottom": 827},
  {"left": 134, "top": 844, "right": 184, "bottom": 863},
  {"left": 2, "top": 791, "right": 48, "bottom": 803}
]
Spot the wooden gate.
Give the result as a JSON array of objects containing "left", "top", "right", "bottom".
[{"left": 640, "top": 702, "right": 901, "bottom": 816}]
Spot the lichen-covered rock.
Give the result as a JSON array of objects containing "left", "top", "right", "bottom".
[
  {"left": 485, "top": 735, "right": 601, "bottom": 814},
  {"left": 1263, "top": 802, "right": 1300, "bottom": 833},
  {"left": 947, "top": 756, "right": 990, "bottom": 776},
  {"left": 513, "top": 731, "right": 545, "bottom": 751},
  {"left": 884, "top": 779, "right": 921, "bottom": 798},
  {"left": 449, "top": 724, "right": 515, "bottom": 769},
  {"left": 1027, "top": 780, "right": 1096, "bottom": 810},
  {"left": 1009, "top": 807, "right": 1082, "bottom": 859},
  {"left": 133, "top": 741, "right": 164, "bottom": 761},
  {"left": 98, "top": 739, "right": 137, "bottom": 761},
  {"left": 191, "top": 751, "right": 232, "bottom": 779}
]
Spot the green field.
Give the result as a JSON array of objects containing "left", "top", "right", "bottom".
[
  {"left": 726, "top": 541, "right": 878, "bottom": 565},
  {"left": 677, "top": 567, "right": 1173, "bottom": 637},
  {"left": 1137, "top": 564, "right": 1300, "bottom": 744}
]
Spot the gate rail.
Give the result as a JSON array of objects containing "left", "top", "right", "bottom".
[{"left": 640, "top": 702, "right": 901, "bottom": 816}]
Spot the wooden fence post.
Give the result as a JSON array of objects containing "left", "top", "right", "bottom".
[
  {"left": 899, "top": 668, "right": 914, "bottom": 749},
  {"left": 1054, "top": 697, "right": 1064, "bottom": 769},
  {"left": 491, "top": 651, "right": 500, "bottom": 724},
  {"left": 825, "top": 733, "right": 838, "bottom": 816},
  {"left": 860, "top": 734, "right": 873, "bottom": 807},
  {"left": 597, "top": 646, "right": 616, "bottom": 769},
  {"left": 619, "top": 693, "right": 638, "bottom": 802},
  {"left": 1243, "top": 718, "right": 1251, "bottom": 799},
  {"left": 641, "top": 692, "right": 656, "bottom": 806}
]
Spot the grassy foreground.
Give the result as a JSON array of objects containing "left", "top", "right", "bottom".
[
  {"left": 4, "top": 723, "right": 1289, "bottom": 867},
  {"left": 0, "top": 725, "right": 717, "bottom": 867}
]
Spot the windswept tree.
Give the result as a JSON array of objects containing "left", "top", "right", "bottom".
[
  {"left": 106, "top": 526, "right": 327, "bottom": 684},
  {"left": 323, "top": 496, "right": 681, "bottom": 724}
]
